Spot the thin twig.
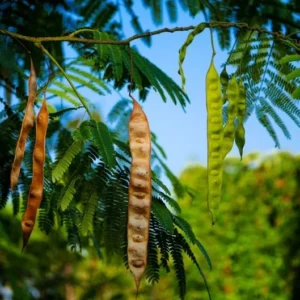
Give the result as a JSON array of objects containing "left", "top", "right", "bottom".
[
  {"left": 37, "top": 43, "right": 93, "bottom": 118},
  {"left": 128, "top": 44, "right": 135, "bottom": 103},
  {"left": 0, "top": 22, "right": 299, "bottom": 49},
  {"left": 209, "top": 27, "right": 216, "bottom": 57},
  {"left": 69, "top": 28, "right": 98, "bottom": 37},
  {"left": 38, "top": 44, "right": 52, "bottom": 95},
  {"left": 3, "top": 30, "right": 30, "bottom": 54}
]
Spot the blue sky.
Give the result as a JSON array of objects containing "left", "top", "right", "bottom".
[
  {"left": 0, "top": 2, "right": 298, "bottom": 187},
  {"left": 91, "top": 2, "right": 299, "bottom": 177}
]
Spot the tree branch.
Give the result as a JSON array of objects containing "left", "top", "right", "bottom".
[{"left": 0, "top": 22, "right": 299, "bottom": 49}]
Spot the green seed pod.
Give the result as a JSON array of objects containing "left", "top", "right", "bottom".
[
  {"left": 206, "top": 60, "right": 223, "bottom": 225},
  {"left": 235, "top": 121, "right": 245, "bottom": 159},
  {"left": 235, "top": 81, "right": 247, "bottom": 159},
  {"left": 237, "top": 81, "right": 246, "bottom": 117},
  {"left": 178, "top": 22, "right": 207, "bottom": 92},
  {"left": 220, "top": 66, "right": 229, "bottom": 104},
  {"left": 222, "top": 75, "right": 239, "bottom": 159}
]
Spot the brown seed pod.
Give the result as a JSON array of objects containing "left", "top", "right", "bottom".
[
  {"left": 22, "top": 98, "right": 49, "bottom": 250},
  {"left": 127, "top": 98, "right": 152, "bottom": 291},
  {"left": 11, "top": 59, "right": 37, "bottom": 190}
]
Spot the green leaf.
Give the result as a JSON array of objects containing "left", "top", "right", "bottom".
[
  {"left": 73, "top": 121, "right": 92, "bottom": 142},
  {"left": 292, "top": 86, "right": 300, "bottom": 99},
  {"left": 68, "top": 66, "right": 111, "bottom": 93},
  {"left": 152, "top": 173, "right": 171, "bottom": 196},
  {"left": 256, "top": 106, "right": 280, "bottom": 148},
  {"left": 67, "top": 73, "right": 103, "bottom": 94},
  {"left": 90, "top": 120, "right": 116, "bottom": 168},
  {"left": 52, "top": 140, "right": 83, "bottom": 182},
  {"left": 261, "top": 99, "right": 291, "bottom": 139},
  {"left": 279, "top": 54, "right": 300, "bottom": 64},
  {"left": 108, "top": 45, "right": 123, "bottom": 81},
  {"left": 12, "top": 189, "right": 20, "bottom": 216},
  {"left": 60, "top": 177, "right": 78, "bottom": 211},
  {"left": 195, "top": 239, "right": 212, "bottom": 271},
  {"left": 176, "top": 231, "right": 211, "bottom": 300},
  {"left": 113, "top": 138, "right": 131, "bottom": 157},
  {"left": 62, "top": 207, "right": 81, "bottom": 251},
  {"left": 150, "top": 0, "right": 163, "bottom": 24},
  {"left": 173, "top": 215, "right": 196, "bottom": 242},
  {"left": 94, "top": 31, "right": 110, "bottom": 62},
  {"left": 145, "top": 226, "right": 160, "bottom": 284},
  {"left": 286, "top": 68, "right": 300, "bottom": 81},
  {"left": 166, "top": 0, "right": 177, "bottom": 22},
  {"left": 122, "top": 50, "right": 143, "bottom": 90},
  {"left": 53, "top": 81, "right": 86, "bottom": 97},
  {"left": 132, "top": 50, "right": 167, "bottom": 101},
  {"left": 152, "top": 198, "right": 174, "bottom": 233},
  {"left": 107, "top": 99, "right": 131, "bottom": 124},
  {"left": 155, "top": 152, "right": 185, "bottom": 198},
  {"left": 80, "top": 121, "right": 92, "bottom": 140},
  {"left": 154, "top": 188, "right": 181, "bottom": 214},
  {"left": 172, "top": 215, "right": 212, "bottom": 270},
  {"left": 49, "top": 106, "right": 84, "bottom": 119},
  {"left": 90, "top": 233, "right": 103, "bottom": 260},
  {"left": 38, "top": 207, "right": 55, "bottom": 234},
  {"left": 47, "top": 88, "right": 81, "bottom": 106},
  {"left": 151, "top": 132, "right": 167, "bottom": 159},
  {"left": 81, "top": 192, "right": 98, "bottom": 236},
  {"left": 168, "top": 232, "right": 186, "bottom": 300}
]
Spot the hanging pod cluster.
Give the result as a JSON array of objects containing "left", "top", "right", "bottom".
[
  {"left": 178, "top": 24, "right": 247, "bottom": 223},
  {"left": 127, "top": 97, "right": 152, "bottom": 291},
  {"left": 10, "top": 58, "right": 49, "bottom": 249},
  {"left": 206, "top": 60, "right": 247, "bottom": 224}
]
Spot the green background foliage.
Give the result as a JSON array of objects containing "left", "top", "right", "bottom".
[{"left": 1, "top": 152, "right": 300, "bottom": 299}]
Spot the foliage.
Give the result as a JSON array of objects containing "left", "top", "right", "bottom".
[
  {"left": 1, "top": 152, "right": 300, "bottom": 299},
  {"left": 1, "top": 1, "right": 300, "bottom": 299},
  {"left": 178, "top": 152, "right": 300, "bottom": 300},
  {"left": 0, "top": 111, "right": 209, "bottom": 299}
]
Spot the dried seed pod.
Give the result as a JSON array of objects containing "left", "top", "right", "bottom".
[
  {"left": 128, "top": 98, "right": 152, "bottom": 291},
  {"left": 22, "top": 98, "right": 49, "bottom": 250},
  {"left": 206, "top": 60, "right": 223, "bottom": 225},
  {"left": 11, "top": 59, "right": 37, "bottom": 190}
]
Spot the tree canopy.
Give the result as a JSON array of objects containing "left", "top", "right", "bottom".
[{"left": 0, "top": 1, "right": 300, "bottom": 299}]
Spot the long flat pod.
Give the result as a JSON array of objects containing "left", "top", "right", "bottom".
[
  {"left": 11, "top": 59, "right": 37, "bottom": 190},
  {"left": 22, "top": 98, "right": 49, "bottom": 250},
  {"left": 206, "top": 60, "right": 223, "bottom": 225},
  {"left": 127, "top": 97, "right": 152, "bottom": 291}
]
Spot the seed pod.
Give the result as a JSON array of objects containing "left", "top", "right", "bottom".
[
  {"left": 11, "top": 59, "right": 37, "bottom": 190},
  {"left": 235, "top": 81, "right": 247, "bottom": 159},
  {"left": 178, "top": 22, "right": 207, "bottom": 91},
  {"left": 222, "top": 75, "right": 239, "bottom": 159},
  {"left": 206, "top": 60, "right": 223, "bottom": 225},
  {"left": 128, "top": 98, "right": 152, "bottom": 291},
  {"left": 220, "top": 66, "right": 229, "bottom": 104},
  {"left": 22, "top": 98, "right": 49, "bottom": 250}
]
